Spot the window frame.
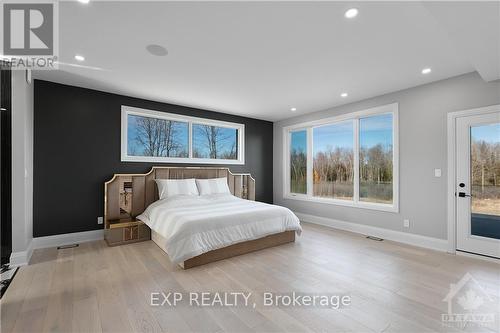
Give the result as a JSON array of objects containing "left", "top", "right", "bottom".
[
  {"left": 283, "top": 103, "right": 399, "bottom": 212},
  {"left": 121, "top": 105, "right": 245, "bottom": 165}
]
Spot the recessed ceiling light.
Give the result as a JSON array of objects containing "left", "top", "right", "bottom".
[
  {"left": 146, "top": 44, "right": 168, "bottom": 56},
  {"left": 345, "top": 8, "right": 359, "bottom": 19},
  {"left": 421, "top": 67, "right": 432, "bottom": 74},
  {"left": 74, "top": 55, "right": 85, "bottom": 62},
  {"left": 341, "top": 92, "right": 348, "bottom": 98},
  {"left": 290, "top": 107, "right": 297, "bottom": 112},
  {"left": 78, "top": 0, "right": 90, "bottom": 4}
]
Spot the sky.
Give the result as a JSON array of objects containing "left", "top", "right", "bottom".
[
  {"left": 291, "top": 130, "right": 307, "bottom": 152},
  {"left": 291, "top": 113, "right": 394, "bottom": 154},
  {"left": 313, "top": 121, "right": 353, "bottom": 155},
  {"left": 471, "top": 123, "right": 500, "bottom": 143}
]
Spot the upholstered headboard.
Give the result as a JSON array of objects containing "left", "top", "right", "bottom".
[{"left": 104, "top": 167, "right": 255, "bottom": 227}]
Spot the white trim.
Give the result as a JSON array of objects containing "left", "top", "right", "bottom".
[
  {"left": 9, "top": 243, "right": 34, "bottom": 267},
  {"left": 188, "top": 121, "right": 193, "bottom": 158},
  {"left": 447, "top": 111, "right": 457, "bottom": 254},
  {"left": 456, "top": 251, "right": 500, "bottom": 264},
  {"left": 9, "top": 230, "right": 104, "bottom": 267},
  {"left": 353, "top": 119, "right": 360, "bottom": 203},
  {"left": 284, "top": 194, "right": 398, "bottom": 212},
  {"left": 283, "top": 103, "right": 398, "bottom": 131},
  {"left": 392, "top": 107, "right": 400, "bottom": 212},
  {"left": 121, "top": 105, "right": 245, "bottom": 165},
  {"left": 283, "top": 129, "right": 289, "bottom": 197},
  {"left": 283, "top": 103, "right": 399, "bottom": 213},
  {"left": 446, "top": 104, "right": 500, "bottom": 255},
  {"left": 32, "top": 229, "right": 104, "bottom": 250},
  {"left": 306, "top": 127, "right": 313, "bottom": 196},
  {"left": 296, "top": 212, "right": 448, "bottom": 252}
]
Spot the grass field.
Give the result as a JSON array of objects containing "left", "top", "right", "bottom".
[
  {"left": 472, "top": 185, "right": 500, "bottom": 216},
  {"left": 472, "top": 199, "right": 500, "bottom": 215},
  {"left": 291, "top": 180, "right": 393, "bottom": 204},
  {"left": 313, "top": 182, "right": 353, "bottom": 199},
  {"left": 291, "top": 180, "right": 307, "bottom": 194}
]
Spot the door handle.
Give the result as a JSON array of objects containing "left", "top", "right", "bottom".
[{"left": 458, "top": 192, "right": 472, "bottom": 197}]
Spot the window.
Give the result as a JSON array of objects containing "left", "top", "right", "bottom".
[
  {"left": 290, "top": 130, "right": 307, "bottom": 194},
  {"left": 284, "top": 103, "right": 398, "bottom": 212},
  {"left": 192, "top": 124, "right": 238, "bottom": 160},
  {"left": 122, "top": 106, "right": 245, "bottom": 164},
  {"left": 313, "top": 121, "right": 354, "bottom": 200},
  {"left": 359, "top": 114, "right": 394, "bottom": 204},
  {"left": 127, "top": 114, "right": 189, "bottom": 158}
]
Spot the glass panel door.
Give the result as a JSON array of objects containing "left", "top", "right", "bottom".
[
  {"left": 456, "top": 110, "right": 500, "bottom": 258},
  {"left": 470, "top": 123, "right": 500, "bottom": 240}
]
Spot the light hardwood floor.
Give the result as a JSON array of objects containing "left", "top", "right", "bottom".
[{"left": 1, "top": 223, "right": 499, "bottom": 333}]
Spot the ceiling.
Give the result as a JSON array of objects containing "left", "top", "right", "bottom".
[{"left": 34, "top": 1, "right": 500, "bottom": 121}]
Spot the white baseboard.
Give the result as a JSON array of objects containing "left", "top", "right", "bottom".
[
  {"left": 9, "top": 243, "right": 33, "bottom": 267},
  {"left": 10, "top": 215, "right": 448, "bottom": 266},
  {"left": 296, "top": 212, "right": 448, "bottom": 252},
  {"left": 10, "top": 229, "right": 104, "bottom": 267},
  {"left": 32, "top": 229, "right": 104, "bottom": 250}
]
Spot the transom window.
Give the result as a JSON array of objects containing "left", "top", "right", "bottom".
[
  {"left": 284, "top": 103, "right": 398, "bottom": 212},
  {"left": 122, "top": 106, "right": 245, "bottom": 164}
]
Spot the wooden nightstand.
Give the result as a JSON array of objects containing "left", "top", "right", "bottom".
[{"left": 105, "top": 218, "right": 151, "bottom": 246}]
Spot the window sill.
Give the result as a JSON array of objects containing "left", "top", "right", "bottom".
[
  {"left": 121, "top": 156, "right": 245, "bottom": 165},
  {"left": 283, "top": 194, "right": 399, "bottom": 213}
]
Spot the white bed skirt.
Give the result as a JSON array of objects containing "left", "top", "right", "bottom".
[{"left": 151, "top": 229, "right": 185, "bottom": 268}]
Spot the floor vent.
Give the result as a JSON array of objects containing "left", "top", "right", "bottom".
[
  {"left": 366, "top": 236, "right": 384, "bottom": 241},
  {"left": 57, "top": 244, "right": 79, "bottom": 250}
]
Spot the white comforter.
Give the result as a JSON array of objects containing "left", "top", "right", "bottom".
[{"left": 137, "top": 194, "right": 302, "bottom": 264}]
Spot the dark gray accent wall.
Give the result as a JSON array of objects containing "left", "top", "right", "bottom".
[{"left": 34, "top": 80, "right": 273, "bottom": 237}]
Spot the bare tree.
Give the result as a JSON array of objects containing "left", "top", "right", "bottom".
[
  {"left": 471, "top": 139, "right": 500, "bottom": 215},
  {"left": 220, "top": 142, "right": 237, "bottom": 159},
  {"left": 359, "top": 144, "right": 392, "bottom": 184},
  {"left": 194, "top": 125, "right": 235, "bottom": 159},
  {"left": 134, "top": 117, "right": 185, "bottom": 157},
  {"left": 291, "top": 148, "right": 307, "bottom": 193},
  {"left": 472, "top": 139, "right": 500, "bottom": 189}
]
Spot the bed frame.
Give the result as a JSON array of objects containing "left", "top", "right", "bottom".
[{"left": 104, "top": 166, "right": 295, "bottom": 268}]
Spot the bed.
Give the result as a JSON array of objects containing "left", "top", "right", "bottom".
[{"left": 104, "top": 167, "right": 301, "bottom": 268}]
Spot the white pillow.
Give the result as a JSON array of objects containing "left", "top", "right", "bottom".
[
  {"left": 155, "top": 178, "right": 199, "bottom": 199},
  {"left": 196, "top": 177, "right": 231, "bottom": 195}
]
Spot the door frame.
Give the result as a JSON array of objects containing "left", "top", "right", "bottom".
[{"left": 447, "top": 104, "right": 500, "bottom": 254}]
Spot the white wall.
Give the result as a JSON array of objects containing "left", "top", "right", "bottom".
[
  {"left": 10, "top": 70, "right": 33, "bottom": 266},
  {"left": 274, "top": 72, "right": 500, "bottom": 240}
]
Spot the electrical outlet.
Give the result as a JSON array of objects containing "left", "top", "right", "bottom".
[
  {"left": 403, "top": 219, "right": 410, "bottom": 228},
  {"left": 97, "top": 216, "right": 103, "bottom": 225}
]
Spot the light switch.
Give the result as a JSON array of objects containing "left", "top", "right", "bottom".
[{"left": 434, "top": 169, "right": 441, "bottom": 177}]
